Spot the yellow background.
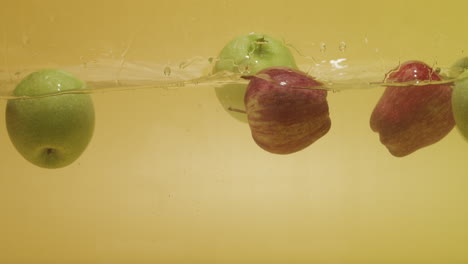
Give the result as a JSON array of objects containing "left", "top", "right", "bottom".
[{"left": 1, "top": 0, "right": 468, "bottom": 263}]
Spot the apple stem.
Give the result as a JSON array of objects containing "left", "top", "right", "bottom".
[
  {"left": 256, "top": 37, "right": 267, "bottom": 53},
  {"left": 228, "top": 107, "right": 246, "bottom": 114}
]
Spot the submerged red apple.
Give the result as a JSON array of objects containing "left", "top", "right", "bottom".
[
  {"left": 243, "top": 67, "right": 331, "bottom": 154},
  {"left": 370, "top": 60, "right": 455, "bottom": 157}
]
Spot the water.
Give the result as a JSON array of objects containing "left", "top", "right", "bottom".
[
  {"left": 1, "top": 57, "right": 463, "bottom": 100},
  {"left": 1, "top": 0, "right": 468, "bottom": 263},
  {"left": 1, "top": 56, "right": 467, "bottom": 263}
]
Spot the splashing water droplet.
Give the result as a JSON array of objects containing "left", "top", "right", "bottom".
[
  {"left": 164, "top": 66, "right": 171, "bottom": 76},
  {"left": 339, "top": 41, "right": 346, "bottom": 52},
  {"left": 320, "top": 42, "right": 326, "bottom": 53}
]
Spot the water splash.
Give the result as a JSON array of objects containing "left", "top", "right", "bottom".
[{"left": 0, "top": 57, "right": 463, "bottom": 100}]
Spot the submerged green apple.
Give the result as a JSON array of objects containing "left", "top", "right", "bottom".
[
  {"left": 452, "top": 70, "right": 468, "bottom": 142},
  {"left": 6, "top": 70, "right": 95, "bottom": 169},
  {"left": 213, "top": 33, "right": 298, "bottom": 123}
]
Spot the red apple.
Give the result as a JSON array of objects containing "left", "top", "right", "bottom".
[
  {"left": 244, "top": 67, "right": 331, "bottom": 154},
  {"left": 370, "top": 60, "right": 455, "bottom": 157}
]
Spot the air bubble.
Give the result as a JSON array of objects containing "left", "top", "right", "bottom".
[
  {"left": 339, "top": 41, "right": 346, "bottom": 52},
  {"left": 22, "top": 34, "right": 30, "bottom": 45},
  {"left": 237, "top": 61, "right": 250, "bottom": 74},
  {"left": 164, "top": 66, "right": 171, "bottom": 76}
]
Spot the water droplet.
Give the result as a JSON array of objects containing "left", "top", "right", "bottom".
[
  {"left": 320, "top": 42, "right": 327, "bottom": 53},
  {"left": 164, "top": 66, "right": 171, "bottom": 76},
  {"left": 339, "top": 41, "right": 346, "bottom": 52}
]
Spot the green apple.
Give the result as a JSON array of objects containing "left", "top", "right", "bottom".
[
  {"left": 453, "top": 57, "right": 468, "bottom": 68},
  {"left": 452, "top": 70, "right": 468, "bottom": 142},
  {"left": 450, "top": 57, "right": 468, "bottom": 77},
  {"left": 6, "top": 69, "right": 95, "bottom": 169},
  {"left": 213, "top": 33, "right": 298, "bottom": 123}
]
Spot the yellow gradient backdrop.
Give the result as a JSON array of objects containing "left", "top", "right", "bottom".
[{"left": 1, "top": 1, "right": 467, "bottom": 263}]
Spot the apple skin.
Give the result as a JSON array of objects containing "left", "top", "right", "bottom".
[
  {"left": 370, "top": 60, "right": 454, "bottom": 157},
  {"left": 452, "top": 70, "right": 468, "bottom": 141},
  {"left": 213, "top": 33, "right": 298, "bottom": 123},
  {"left": 244, "top": 67, "right": 331, "bottom": 154},
  {"left": 6, "top": 70, "right": 95, "bottom": 169}
]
